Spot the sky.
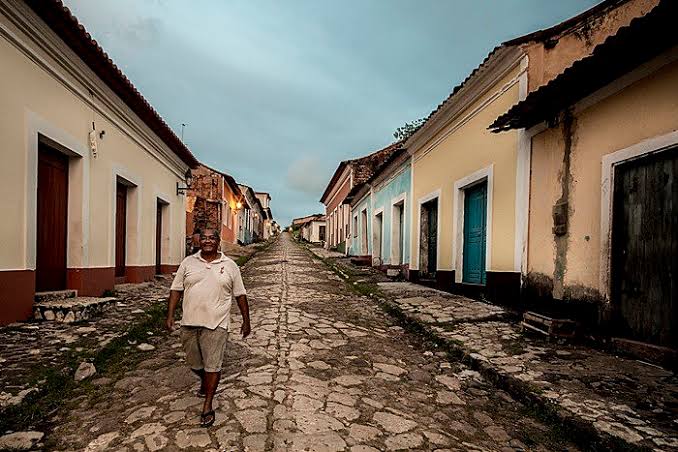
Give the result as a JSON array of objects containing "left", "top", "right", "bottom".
[{"left": 64, "top": 0, "right": 599, "bottom": 226}]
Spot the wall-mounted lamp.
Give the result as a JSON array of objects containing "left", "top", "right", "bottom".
[
  {"left": 176, "top": 168, "right": 193, "bottom": 195},
  {"left": 236, "top": 201, "right": 243, "bottom": 210}
]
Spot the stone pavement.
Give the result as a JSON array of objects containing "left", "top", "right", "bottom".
[
  {"left": 367, "top": 282, "right": 678, "bottom": 450},
  {"left": 32, "top": 233, "right": 581, "bottom": 451},
  {"left": 0, "top": 280, "right": 170, "bottom": 413}
]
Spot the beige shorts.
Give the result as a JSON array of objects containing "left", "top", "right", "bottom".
[{"left": 180, "top": 326, "right": 229, "bottom": 373}]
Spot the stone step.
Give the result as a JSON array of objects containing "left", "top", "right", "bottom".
[
  {"left": 34, "top": 289, "right": 77, "bottom": 303},
  {"left": 33, "top": 296, "right": 117, "bottom": 323}
]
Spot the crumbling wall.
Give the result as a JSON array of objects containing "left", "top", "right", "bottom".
[{"left": 526, "top": 0, "right": 659, "bottom": 92}]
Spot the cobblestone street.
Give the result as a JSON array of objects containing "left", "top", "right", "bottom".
[{"left": 30, "top": 233, "right": 578, "bottom": 451}]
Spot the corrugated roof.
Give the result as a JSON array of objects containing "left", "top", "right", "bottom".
[
  {"left": 502, "top": 0, "right": 631, "bottom": 46},
  {"left": 25, "top": 0, "right": 199, "bottom": 168},
  {"left": 490, "top": 0, "right": 676, "bottom": 132}
]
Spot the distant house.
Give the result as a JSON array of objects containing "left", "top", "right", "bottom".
[
  {"left": 255, "top": 192, "right": 275, "bottom": 239},
  {"left": 237, "top": 184, "right": 263, "bottom": 244},
  {"left": 0, "top": 1, "right": 199, "bottom": 324},
  {"left": 185, "top": 164, "right": 241, "bottom": 252},
  {"left": 293, "top": 214, "right": 326, "bottom": 244},
  {"left": 347, "top": 147, "right": 411, "bottom": 275},
  {"left": 491, "top": 0, "right": 676, "bottom": 347},
  {"left": 320, "top": 142, "right": 401, "bottom": 253}
]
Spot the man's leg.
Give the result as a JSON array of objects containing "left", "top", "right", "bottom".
[
  {"left": 202, "top": 371, "right": 221, "bottom": 414},
  {"left": 180, "top": 327, "right": 205, "bottom": 394},
  {"left": 191, "top": 369, "right": 206, "bottom": 395},
  {"left": 198, "top": 327, "right": 229, "bottom": 425}
]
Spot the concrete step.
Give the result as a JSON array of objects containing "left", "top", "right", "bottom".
[
  {"left": 34, "top": 289, "right": 77, "bottom": 303},
  {"left": 33, "top": 296, "right": 117, "bottom": 323}
]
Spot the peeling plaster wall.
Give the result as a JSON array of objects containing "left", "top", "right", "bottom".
[
  {"left": 526, "top": 58, "right": 678, "bottom": 312},
  {"left": 525, "top": 0, "right": 659, "bottom": 92}
]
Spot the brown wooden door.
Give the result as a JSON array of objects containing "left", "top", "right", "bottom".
[
  {"left": 611, "top": 147, "right": 678, "bottom": 348},
  {"left": 36, "top": 144, "right": 69, "bottom": 291},
  {"left": 115, "top": 183, "right": 127, "bottom": 278},
  {"left": 155, "top": 201, "right": 163, "bottom": 274}
]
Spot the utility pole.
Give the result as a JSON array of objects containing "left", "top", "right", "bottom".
[{"left": 181, "top": 123, "right": 187, "bottom": 142}]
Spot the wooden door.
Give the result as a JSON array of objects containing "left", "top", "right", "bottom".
[
  {"left": 611, "top": 147, "right": 677, "bottom": 348},
  {"left": 155, "top": 201, "right": 163, "bottom": 275},
  {"left": 426, "top": 200, "right": 438, "bottom": 275},
  {"left": 115, "top": 183, "right": 127, "bottom": 278},
  {"left": 36, "top": 144, "right": 68, "bottom": 291},
  {"left": 463, "top": 182, "right": 487, "bottom": 284}
]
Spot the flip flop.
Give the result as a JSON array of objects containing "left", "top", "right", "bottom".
[{"left": 200, "top": 410, "right": 215, "bottom": 428}]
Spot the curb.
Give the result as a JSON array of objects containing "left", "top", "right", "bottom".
[{"left": 374, "top": 296, "right": 649, "bottom": 452}]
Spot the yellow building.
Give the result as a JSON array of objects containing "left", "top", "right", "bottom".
[
  {"left": 491, "top": 0, "right": 677, "bottom": 348},
  {"left": 0, "top": 1, "right": 198, "bottom": 324},
  {"left": 406, "top": 0, "right": 655, "bottom": 303}
]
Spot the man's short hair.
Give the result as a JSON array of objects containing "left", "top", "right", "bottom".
[{"left": 200, "top": 229, "right": 220, "bottom": 240}]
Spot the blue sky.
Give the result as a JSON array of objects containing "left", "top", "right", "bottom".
[{"left": 64, "top": 0, "right": 599, "bottom": 226}]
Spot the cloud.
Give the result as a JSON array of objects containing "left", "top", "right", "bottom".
[
  {"left": 286, "top": 157, "right": 331, "bottom": 196},
  {"left": 64, "top": 0, "right": 600, "bottom": 227}
]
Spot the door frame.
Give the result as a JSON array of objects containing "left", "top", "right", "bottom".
[
  {"left": 600, "top": 129, "right": 678, "bottom": 300},
  {"left": 416, "top": 189, "right": 441, "bottom": 272},
  {"left": 453, "top": 165, "right": 493, "bottom": 284},
  {"left": 372, "top": 207, "right": 384, "bottom": 264},
  {"left": 26, "top": 113, "right": 88, "bottom": 272},
  {"left": 360, "top": 208, "right": 369, "bottom": 255},
  {"left": 391, "top": 192, "right": 407, "bottom": 266},
  {"left": 111, "top": 166, "right": 141, "bottom": 275}
]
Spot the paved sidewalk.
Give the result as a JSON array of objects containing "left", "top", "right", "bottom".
[
  {"left": 31, "top": 234, "right": 581, "bottom": 451},
  {"left": 0, "top": 280, "right": 170, "bottom": 413},
  {"left": 367, "top": 281, "right": 678, "bottom": 450}
]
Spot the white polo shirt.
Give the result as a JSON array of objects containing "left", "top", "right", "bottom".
[{"left": 170, "top": 252, "right": 246, "bottom": 331}]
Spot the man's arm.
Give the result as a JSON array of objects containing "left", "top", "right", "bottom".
[
  {"left": 236, "top": 295, "right": 251, "bottom": 338},
  {"left": 166, "top": 289, "right": 183, "bottom": 331}
]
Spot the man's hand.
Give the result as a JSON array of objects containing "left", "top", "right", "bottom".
[
  {"left": 235, "top": 295, "right": 251, "bottom": 339},
  {"left": 165, "top": 316, "right": 175, "bottom": 332},
  {"left": 241, "top": 319, "right": 251, "bottom": 338},
  {"left": 167, "top": 290, "right": 182, "bottom": 332}
]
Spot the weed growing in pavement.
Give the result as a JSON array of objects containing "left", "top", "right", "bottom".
[
  {"left": 0, "top": 301, "right": 171, "bottom": 434},
  {"left": 301, "top": 240, "right": 643, "bottom": 452}
]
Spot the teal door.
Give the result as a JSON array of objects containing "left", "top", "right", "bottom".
[{"left": 463, "top": 182, "right": 487, "bottom": 284}]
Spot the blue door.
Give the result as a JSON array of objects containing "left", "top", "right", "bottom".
[{"left": 463, "top": 182, "right": 487, "bottom": 284}]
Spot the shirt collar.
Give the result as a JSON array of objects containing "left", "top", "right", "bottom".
[{"left": 193, "top": 251, "right": 226, "bottom": 264}]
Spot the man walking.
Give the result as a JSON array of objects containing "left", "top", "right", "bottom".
[{"left": 166, "top": 228, "right": 251, "bottom": 427}]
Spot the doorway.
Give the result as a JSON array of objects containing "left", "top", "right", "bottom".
[
  {"left": 36, "top": 143, "right": 69, "bottom": 292},
  {"left": 115, "top": 182, "right": 128, "bottom": 279},
  {"left": 611, "top": 147, "right": 677, "bottom": 348},
  {"left": 155, "top": 200, "right": 166, "bottom": 275},
  {"left": 373, "top": 211, "right": 383, "bottom": 264},
  {"left": 360, "top": 209, "right": 368, "bottom": 255},
  {"left": 462, "top": 181, "right": 487, "bottom": 285},
  {"left": 419, "top": 198, "right": 438, "bottom": 278},
  {"left": 392, "top": 201, "right": 405, "bottom": 265}
]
